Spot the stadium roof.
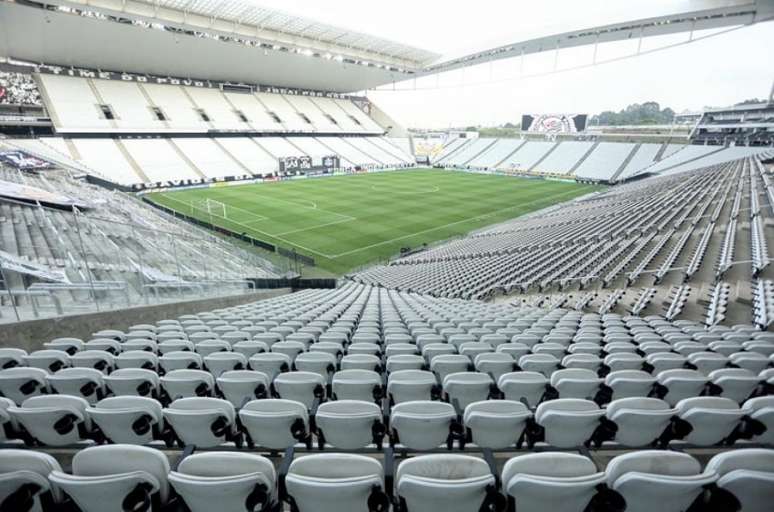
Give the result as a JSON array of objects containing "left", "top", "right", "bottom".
[
  {"left": 142, "top": 0, "right": 440, "bottom": 66},
  {"left": 0, "top": 0, "right": 772, "bottom": 93}
]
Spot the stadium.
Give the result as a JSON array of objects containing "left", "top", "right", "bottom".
[{"left": 0, "top": 0, "right": 773, "bottom": 510}]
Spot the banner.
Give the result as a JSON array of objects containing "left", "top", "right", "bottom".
[
  {"left": 278, "top": 155, "right": 340, "bottom": 174},
  {"left": 36, "top": 65, "right": 363, "bottom": 100},
  {"left": 0, "top": 150, "right": 54, "bottom": 170},
  {"left": 522, "top": 114, "right": 587, "bottom": 134}
]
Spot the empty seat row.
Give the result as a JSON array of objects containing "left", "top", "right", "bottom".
[
  {"left": 2, "top": 445, "right": 772, "bottom": 512},
  {"left": 2, "top": 393, "right": 771, "bottom": 451}
]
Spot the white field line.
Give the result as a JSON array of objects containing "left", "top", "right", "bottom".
[
  {"left": 232, "top": 192, "right": 354, "bottom": 222},
  {"left": 326, "top": 185, "right": 598, "bottom": 259},
  {"left": 370, "top": 184, "right": 441, "bottom": 194},
  {"left": 158, "top": 193, "right": 337, "bottom": 258},
  {"left": 273, "top": 217, "right": 359, "bottom": 237}
]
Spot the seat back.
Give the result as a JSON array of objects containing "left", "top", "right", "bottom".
[
  {"left": 170, "top": 452, "right": 276, "bottom": 512},
  {"left": 397, "top": 454, "right": 494, "bottom": 512},
  {"left": 286, "top": 454, "right": 383, "bottom": 512},
  {"left": 50, "top": 444, "right": 170, "bottom": 512}
]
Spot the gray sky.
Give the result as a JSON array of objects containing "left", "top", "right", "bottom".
[{"left": 256, "top": 0, "right": 773, "bottom": 128}]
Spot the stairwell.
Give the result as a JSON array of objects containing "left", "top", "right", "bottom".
[
  {"left": 463, "top": 139, "right": 500, "bottom": 166},
  {"left": 364, "top": 137, "right": 408, "bottom": 164},
  {"left": 493, "top": 140, "right": 528, "bottom": 168},
  {"left": 136, "top": 83, "right": 171, "bottom": 130},
  {"left": 211, "top": 138, "right": 252, "bottom": 175},
  {"left": 342, "top": 137, "right": 384, "bottom": 165},
  {"left": 528, "top": 141, "right": 561, "bottom": 172},
  {"left": 568, "top": 142, "right": 600, "bottom": 176},
  {"left": 653, "top": 142, "right": 669, "bottom": 162},
  {"left": 609, "top": 143, "right": 642, "bottom": 182},
  {"left": 438, "top": 139, "right": 474, "bottom": 164},
  {"left": 113, "top": 139, "right": 151, "bottom": 183},
  {"left": 85, "top": 79, "right": 118, "bottom": 131},
  {"left": 167, "top": 140, "right": 207, "bottom": 180}
]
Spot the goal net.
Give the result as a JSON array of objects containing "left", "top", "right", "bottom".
[{"left": 190, "top": 198, "right": 228, "bottom": 219}]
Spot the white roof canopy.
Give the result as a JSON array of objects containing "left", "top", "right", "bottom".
[{"left": 69, "top": 0, "right": 441, "bottom": 68}]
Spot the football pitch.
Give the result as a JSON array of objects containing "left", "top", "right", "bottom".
[{"left": 146, "top": 169, "right": 601, "bottom": 274}]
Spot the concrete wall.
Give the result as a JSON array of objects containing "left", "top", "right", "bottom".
[{"left": 0, "top": 289, "right": 291, "bottom": 351}]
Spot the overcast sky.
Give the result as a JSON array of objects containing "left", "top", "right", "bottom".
[{"left": 255, "top": 0, "right": 773, "bottom": 128}]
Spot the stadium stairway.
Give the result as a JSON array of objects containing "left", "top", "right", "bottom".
[
  {"left": 527, "top": 141, "right": 561, "bottom": 173},
  {"left": 609, "top": 143, "right": 642, "bottom": 182},
  {"left": 110, "top": 139, "right": 150, "bottom": 183},
  {"left": 493, "top": 139, "right": 529, "bottom": 168},
  {"left": 342, "top": 137, "right": 385, "bottom": 166},
  {"left": 462, "top": 138, "right": 500, "bottom": 166},
  {"left": 653, "top": 142, "right": 671, "bottom": 162},
  {"left": 568, "top": 141, "right": 600, "bottom": 176},
  {"left": 437, "top": 138, "right": 475, "bottom": 164},
  {"left": 168, "top": 140, "right": 208, "bottom": 180},
  {"left": 211, "top": 138, "right": 252, "bottom": 175}
]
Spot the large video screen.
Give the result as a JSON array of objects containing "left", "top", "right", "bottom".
[{"left": 521, "top": 114, "right": 587, "bottom": 134}]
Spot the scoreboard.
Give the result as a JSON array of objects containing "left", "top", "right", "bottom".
[{"left": 278, "top": 155, "right": 340, "bottom": 174}]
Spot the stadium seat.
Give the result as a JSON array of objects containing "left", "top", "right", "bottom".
[
  {"left": 331, "top": 369, "right": 383, "bottom": 402},
  {"left": 0, "top": 449, "right": 62, "bottom": 511},
  {"left": 705, "top": 449, "right": 774, "bottom": 512},
  {"left": 387, "top": 370, "right": 440, "bottom": 404},
  {"left": 249, "top": 353, "right": 291, "bottom": 380},
  {"left": 709, "top": 368, "right": 760, "bottom": 403},
  {"left": 675, "top": 397, "right": 745, "bottom": 445},
  {"left": 47, "top": 367, "right": 106, "bottom": 405},
  {"left": 272, "top": 371, "right": 326, "bottom": 409},
  {"left": 603, "top": 397, "right": 676, "bottom": 447},
  {"left": 463, "top": 400, "right": 531, "bottom": 449},
  {"left": 86, "top": 396, "right": 164, "bottom": 444},
  {"left": 605, "top": 451, "right": 716, "bottom": 512},
  {"left": 70, "top": 350, "right": 115, "bottom": 374},
  {"left": 655, "top": 369, "right": 708, "bottom": 406},
  {"left": 0, "top": 348, "right": 26, "bottom": 369},
  {"left": 103, "top": 368, "right": 160, "bottom": 397},
  {"left": 294, "top": 352, "right": 337, "bottom": 379},
  {"left": 396, "top": 454, "right": 499, "bottom": 512},
  {"left": 533, "top": 399, "right": 605, "bottom": 448},
  {"left": 501, "top": 452, "right": 607, "bottom": 512},
  {"left": 115, "top": 351, "right": 158, "bottom": 371},
  {"left": 169, "top": 452, "right": 277, "bottom": 512},
  {"left": 550, "top": 369, "right": 602, "bottom": 399},
  {"left": 498, "top": 371, "right": 551, "bottom": 408},
  {"left": 216, "top": 370, "right": 270, "bottom": 407},
  {"left": 739, "top": 396, "right": 774, "bottom": 444},
  {"left": 0, "top": 367, "right": 49, "bottom": 405},
  {"left": 390, "top": 400, "right": 458, "bottom": 450},
  {"left": 9, "top": 395, "right": 91, "bottom": 446},
  {"left": 284, "top": 454, "right": 385, "bottom": 512},
  {"left": 49, "top": 445, "right": 170, "bottom": 512},
  {"left": 314, "top": 400, "right": 384, "bottom": 449},
  {"left": 203, "top": 352, "right": 247, "bottom": 378},
  {"left": 159, "top": 351, "right": 203, "bottom": 373},
  {"left": 239, "top": 399, "right": 310, "bottom": 450},
  {"left": 163, "top": 397, "right": 238, "bottom": 448},
  {"left": 442, "top": 372, "right": 494, "bottom": 408},
  {"left": 24, "top": 350, "right": 69, "bottom": 374},
  {"left": 474, "top": 352, "right": 517, "bottom": 381},
  {"left": 161, "top": 369, "right": 214, "bottom": 400},
  {"left": 430, "top": 355, "right": 472, "bottom": 381}
]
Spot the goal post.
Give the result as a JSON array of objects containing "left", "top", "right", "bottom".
[{"left": 190, "top": 198, "right": 228, "bottom": 219}]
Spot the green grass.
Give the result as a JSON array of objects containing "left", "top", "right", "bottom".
[{"left": 146, "top": 169, "right": 602, "bottom": 275}]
